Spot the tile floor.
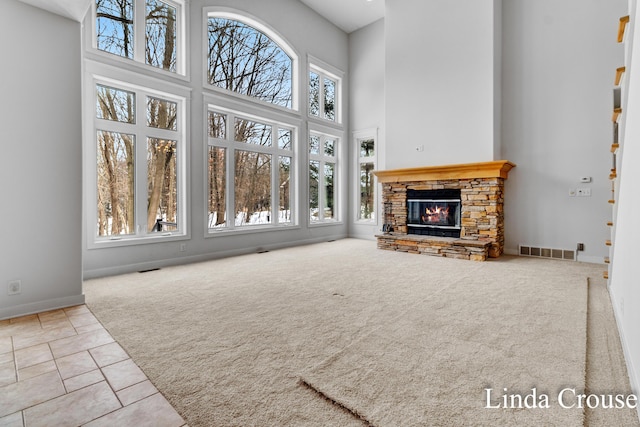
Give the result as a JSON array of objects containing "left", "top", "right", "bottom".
[{"left": 0, "top": 305, "right": 187, "bottom": 427}]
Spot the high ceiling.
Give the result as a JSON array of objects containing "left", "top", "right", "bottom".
[
  {"left": 18, "top": 0, "right": 386, "bottom": 34},
  {"left": 298, "top": 0, "right": 385, "bottom": 33}
]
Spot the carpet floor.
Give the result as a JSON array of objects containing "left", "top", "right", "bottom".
[{"left": 83, "top": 238, "right": 637, "bottom": 426}]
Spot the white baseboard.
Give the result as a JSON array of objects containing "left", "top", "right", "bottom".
[
  {"left": 576, "top": 254, "right": 606, "bottom": 264},
  {"left": 0, "top": 294, "right": 86, "bottom": 321},
  {"left": 83, "top": 234, "right": 348, "bottom": 279},
  {"left": 608, "top": 286, "right": 640, "bottom": 423}
]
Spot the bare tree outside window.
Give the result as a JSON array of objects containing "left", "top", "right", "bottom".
[
  {"left": 207, "top": 16, "right": 295, "bottom": 229},
  {"left": 94, "top": 0, "right": 181, "bottom": 238},
  {"left": 309, "top": 68, "right": 338, "bottom": 122},
  {"left": 309, "top": 160, "right": 319, "bottom": 222},
  {"left": 208, "top": 112, "right": 227, "bottom": 228},
  {"left": 96, "top": 85, "right": 135, "bottom": 236},
  {"left": 360, "top": 162, "right": 375, "bottom": 220},
  {"left": 96, "top": 0, "right": 178, "bottom": 73},
  {"left": 309, "top": 133, "right": 338, "bottom": 223},
  {"left": 235, "top": 151, "right": 271, "bottom": 225},
  {"left": 96, "top": 130, "right": 135, "bottom": 236},
  {"left": 309, "top": 71, "right": 320, "bottom": 116},
  {"left": 324, "top": 163, "right": 335, "bottom": 220},
  {"left": 359, "top": 138, "right": 375, "bottom": 221},
  {"left": 234, "top": 118, "right": 272, "bottom": 146},
  {"left": 279, "top": 156, "right": 291, "bottom": 223},
  {"left": 207, "top": 18, "right": 292, "bottom": 109},
  {"left": 323, "top": 78, "right": 336, "bottom": 121},
  {"left": 208, "top": 146, "right": 227, "bottom": 228},
  {"left": 95, "top": 87, "right": 180, "bottom": 237},
  {"left": 146, "top": 0, "right": 176, "bottom": 72},
  {"left": 97, "top": 0, "right": 134, "bottom": 59}
]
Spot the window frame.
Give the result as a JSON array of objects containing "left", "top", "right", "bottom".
[
  {"left": 353, "top": 129, "right": 378, "bottom": 224},
  {"left": 204, "top": 96, "right": 300, "bottom": 236},
  {"left": 203, "top": 7, "right": 300, "bottom": 113},
  {"left": 88, "top": 0, "right": 188, "bottom": 78},
  {"left": 308, "top": 128, "right": 342, "bottom": 226},
  {"left": 308, "top": 55, "right": 343, "bottom": 125},
  {"left": 83, "top": 60, "right": 191, "bottom": 249}
]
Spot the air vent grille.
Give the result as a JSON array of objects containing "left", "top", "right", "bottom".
[{"left": 519, "top": 245, "right": 576, "bottom": 261}]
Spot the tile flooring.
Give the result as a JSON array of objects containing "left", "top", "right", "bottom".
[{"left": 0, "top": 305, "right": 187, "bottom": 427}]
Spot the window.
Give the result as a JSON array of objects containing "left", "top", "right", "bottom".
[
  {"left": 206, "top": 13, "right": 295, "bottom": 109},
  {"left": 207, "top": 107, "right": 295, "bottom": 230},
  {"left": 205, "top": 12, "right": 299, "bottom": 234},
  {"left": 309, "top": 64, "right": 341, "bottom": 123},
  {"left": 356, "top": 133, "right": 377, "bottom": 221},
  {"left": 95, "top": 0, "right": 184, "bottom": 74},
  {"left": 90, "top": 76, "right": 187, "bottom": 243},
  {"left": 309, "top": 132, "right": 338, "bottom": 223}
]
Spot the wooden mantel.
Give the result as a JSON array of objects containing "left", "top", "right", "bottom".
[{"left": 373, "top": 160, "right": 516, "bottom": 183}]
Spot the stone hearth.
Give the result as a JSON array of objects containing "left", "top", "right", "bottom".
[{"left": 373, "top": 161, "right": 515, "bottom": 261}]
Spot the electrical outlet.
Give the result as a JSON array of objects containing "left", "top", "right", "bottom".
[
  {"left": 415, "top": 145, "right": 424, "bottom": 152},
  {"left": 180, "top": 243, "right": 186, "bottom": 252},
  {"left": 8, "top": 280, "right": 21, "bottom": 296},
  {"left": 576, "top": 188, "right": 591, "bottom": 197},
  {"left": 577, "top": 243, "right": 584, "bottom": 251}
]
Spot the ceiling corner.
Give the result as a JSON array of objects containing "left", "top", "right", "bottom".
[{"left": 18, "top": 0, "right": 92, "bottom": 23}]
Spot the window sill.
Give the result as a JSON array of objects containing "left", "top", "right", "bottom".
[
  {"left": 89, "top": 233, "right": 189, "bottom": 250},
  {"left": 307, "top": 115, "right": 344, "bottom": 131},
  {"left": 84, "top": 52, "right": 191, "bottom": 86},
  {"left": 309, "top": 220, "right": 343, "bottom": 228},
  {"left": 206, "top": 224, "right": 301, "bottom": 237}
]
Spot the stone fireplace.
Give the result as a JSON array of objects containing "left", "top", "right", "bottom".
[{"left": 373, "top": 161, "right": 515, "bottom": 261}]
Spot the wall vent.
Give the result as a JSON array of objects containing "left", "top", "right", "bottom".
[{"left": 519, "top": 245, "right": 576, "bottom": 261}]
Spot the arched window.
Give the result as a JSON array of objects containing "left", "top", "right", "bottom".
[{"left": 207, "top": 13, "right": 295, "bottom": 109}]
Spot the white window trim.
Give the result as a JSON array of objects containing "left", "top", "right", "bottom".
[
  {"left": 83, "top": 60, "right": 191, "bottom": 249},
  {"left": 353, "top": 128, "right": 378, "bottom": 224},
  {"left": 308, "top": 54, "right": 344, "bottom": 126},
  {"left": 86, "top": 0, "right": 189, "bottom": 79},
  {"left": 308, "top": 126, "right": 343, "bottom": 226},
  {"left": 203, "top": 7, "right": 300, "bottom": 114},
  {"left": 204, "top": 99, "right": 300, "bottom": 235}
]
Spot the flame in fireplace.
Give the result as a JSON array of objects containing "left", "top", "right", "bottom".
[{"left": 422, "top": 205, "right": 449, "bottom": 224}]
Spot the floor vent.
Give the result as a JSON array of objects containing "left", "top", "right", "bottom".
[{"left": 519, "top": 245, "right": 576, "bottom": 261}]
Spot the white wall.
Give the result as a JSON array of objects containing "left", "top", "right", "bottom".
[
  {"left": 1, "top": 0, "right": 84, "bottom": 319},
  {"left": 348, "top": 18, "right": 385, "bottom": 240},
  {"left": 610, "top": 0, "right": 640, "bottom": 408},
  {"left": 502, "top": 0, "right": 626, "bottom": 262},
  {"left": 385, "top": 0, "right": 501, "bottom": 168},
  {"left": 82, "top": 0, "right": 351, "bottom": 278}
]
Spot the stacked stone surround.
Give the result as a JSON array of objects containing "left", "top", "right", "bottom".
[
  {"left": 373, "top": 161, "right": 514, "bottom": 261},
  {"left": 376, "top": 233, "right": 492, "bottom": 261},
  {"left": 378, "top": 178, "right": 505, "bottom": 260}
]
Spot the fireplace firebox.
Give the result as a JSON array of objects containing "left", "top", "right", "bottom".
[{"left": 407, "top": 189, "right": 461, "bottom": 238}]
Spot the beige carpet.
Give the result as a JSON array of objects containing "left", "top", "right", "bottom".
[
  {"left": 585, "top": 278, "right": 640, "bottom": 427},
  {"left": 300, "top": 253, "right": 590, "bottom": 426},
  {"left": 83, "top": 238, "right": 632, "bottom": 426}
]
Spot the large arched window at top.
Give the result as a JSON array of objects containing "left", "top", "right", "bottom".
[{"left": 207, "top": 13, "right": 296, "bottom": 109}]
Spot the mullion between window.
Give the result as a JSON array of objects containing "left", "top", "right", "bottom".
[
  {"left": 269, "top": 125, "right": 278, "bottom": 225},
  {"left": 226, "top": 113, "right": 237, "bottom": 230},
  {"left": 133, "top": 0, "right": 146, "bottom": 66},
  {"left": 135, "top": 89, "right": 149, "bottom": 236}
]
